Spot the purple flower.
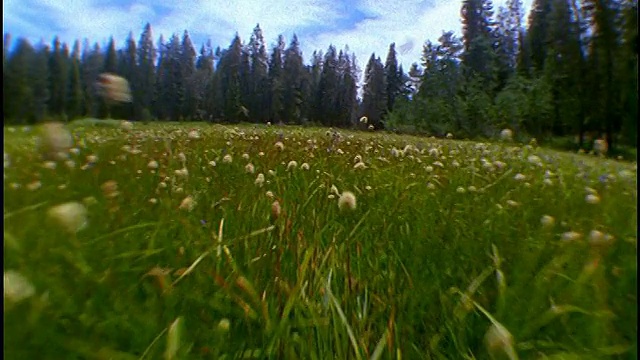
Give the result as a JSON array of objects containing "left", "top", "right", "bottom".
[{"left": 200, "top": 219, "right": 207, "bottom": 226}]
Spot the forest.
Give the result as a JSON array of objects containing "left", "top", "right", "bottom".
[{"left": 3, "top": 0, "right": 638, "bottom": 151}]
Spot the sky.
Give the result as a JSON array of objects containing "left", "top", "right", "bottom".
[{"left": 3, "top": 0, "right": 533, "bottom": 72}]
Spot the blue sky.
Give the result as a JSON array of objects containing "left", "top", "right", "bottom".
[{"left": 3, "top": 0, "right": 532, "bottom": 72}]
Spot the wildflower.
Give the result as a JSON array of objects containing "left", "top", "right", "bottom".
[
  {"left": 506, "top": 200, "right": 520, "bottom": 208},
  {"left": 427, "top": 183, "right": 436, "bottom": 190},
  {"left": 255, "top": 173, "right": 265, "bottom": 187},
  {"left": 446, "top": 133, "right": 453, "bottom": 139},
  {"left": 451, "top": 160, "right": 460, "bottom": 168},
  {"left": 268, "top": 169, "right": 276, "bottom": 177},
  {"left": 593, "top": 138, "right": 608, "bottom": 156},
  {"left": 585, "top": 194, "right": 600, "bottom": 204},
  {"left": 543, "top": 178, "right": 554, "bottom": 186},
  {"left": 425, "top": 165, "right": 434, "bottom": 173},
  {"left": 245, "top": 163, "right": 255, "bottom": 174},
  {"left": 561, "top": 231, "right": 582, "bottom": 242},
  {"left": 287, "top": 161, "right": 298, "bottom": 171},
  {"left": 149, "top": 198, "right": 158, "bottom": 205},
  {"left": 242, "top": 153, "right": 250, "bottom": 160},
  {"left": 527, "top": 155, "right": 542, "bottom": 166},
  {"left": 37, "top": 122, "right": 74, "bottom": 160},
  {"left": 4, "top": 270, "right": 36, "bottom": 303},
  {"left": 301, "top": 163, "right": 310, "bottom": 171},
  {"left": 174, "top": 168, "right": 189, "bottom": 178},
  {"left": 83, "top": 196, "right": 98, "bottom": 206},
  {"left": 217, "top": 318, "right": 231, "bottom": 332},
  {"left": 468, "top": 186, "right": 477, "bottom": 192},
  {"left": 271, "top": 200, "right": 281, "bottom": 220},
  {"left": 148, "top": 160, "right": 159, "bottom": 169},
  {"left": 514, "top": 173, "right": 526, "bottom": 181},
  {"left": 354, "top": 162, "right": 367, "bottom": 170},
  {"left": 354, "top": 155, "right": 362, "bottom": 163},
  {"left": 359, "top": 116, "right": 368, "bottom": 124},
  {"left": 208, "top": 160, "right": 216, "bottom": 167},
  {"left": 330, "top": 185, "right": 340, "bottom": 195},
  {"left": 540, "top": 215, "right": 555, "bottom": 229},
  {"left": 500, "top": 129, "right": 513, "bottom": 141},
  {"left": 365, "top": 185, "right": 372, "bottom": 191},
  {"left": 222, "top": 154, "right": 233, "bottom": 164},
  {"left": 86, "top": 155, "right": 98, "bottom": 164},
  {"left": 179, "top": 196, "right": 196, "bottom": 211},
  {"left": 265, "top": 191, "right": 274, "bottom": 199},
  {"left": 456, "top": 186, "right": 466, "bottom": 194},
  {"left": 188, "top": 129, "right": 201, "bottom": 140},
  {"left": 368, "top": 125, "right": 374, "bottom": 130},
  {"left": 47, "top": 202, "right": 88, "bottom": 234},
  {"left": 101, "top": 180, "right": 119, "bottom": 198},
  {"left": 275, "top": 142, "right": 284, "bottom": 151},
  {"left": 120, "top": 120, "right": 134, "bottom": 131},
  {"left": 258, "top": 151, "right": 265, "bottom": 157},
  {"left": 484, "top": 322, "right": 517, "bottom": 360},
  {"left": 338, "top": 191, "right": 357, "bottom": 211},
  {"left": 69, "top": 148, "right": 80, "bottom": 155},
  {"left": 26, "top": 181, "right": 42, "bottom": 191},
  {"left": 493, "top": 161, "right": 506, "bottom": 170},
  {"left": 65, "top": 160, "right": 76, "bottom": 169}
]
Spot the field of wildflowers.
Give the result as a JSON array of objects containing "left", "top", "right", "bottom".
[{"left": 4, "top": 121, "right": 637, "bottom": 359}]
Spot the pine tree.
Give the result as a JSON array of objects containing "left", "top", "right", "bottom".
[
  {"left": 384, "top": 43, "right": 403, "bottom": 114},
  {"left": 31, "top": 41, "right": 51, "bottom": 123},
  {"left": 181, "top": 30, "right": 197, "bottom": 120},
  {"left": 525, "top": 0, "right": 554, "bottom": 72},
  {"left": 461, "top": 0, "right": 497, "bottom": 85},
  {"left": 361, "top": 53, "right": 387, "bottom": 128},
  {"left": 48, "top": 37, "right": 69, "bottom": 118},
  {"left": 282, "top": 34, "right": 306, "bottom": 124},
  {"left": 248, "top": 24, "right": 269, "bottom": 123},
  {"left": 308, "top": 50, "right": 324, "bottom": 123},
  {"left": 5, "top": 38, "right": 36, "bottom": 123},
  {"left": 67, "top": 40, "right": 83, "bottom": 120},
  {"left": 269, "top": 34, "right": 286, "bottom": 123},
  {"left": 137, "top": 24, "right": 156, "bottom": 120}
]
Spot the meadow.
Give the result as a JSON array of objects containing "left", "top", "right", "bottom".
[{"left": 3, "top": 121, "right": 637, "bottom": 359}]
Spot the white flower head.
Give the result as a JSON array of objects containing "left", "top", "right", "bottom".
[
  {"left": 338, "top": 191, "right": 357, "bottom": 211},
  {"left": 4, "top": 270, "right": 36, "bottom": 303},
  {"left": 500, "top": 128, "right": 513, "bottom": 141},
  {"left": 48, "top": 202, "right": 88, "bottom": 234}
]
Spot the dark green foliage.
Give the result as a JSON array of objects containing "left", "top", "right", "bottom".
[
  {"left": 361, "top": 54, "right": 386, "bottom": 128},
  {"left": 2, "top": 11, "right": 636, "bottom": 150}
]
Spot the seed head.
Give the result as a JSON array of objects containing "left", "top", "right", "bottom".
[
  {"left": 47, "top": 202, "right": 88, "bottom": 234},
  {"left": 338, "top": 191, "right": 357, "bottom": 211}
]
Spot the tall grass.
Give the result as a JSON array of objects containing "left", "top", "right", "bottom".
[{"left": 4, "top": 122, "right": 637, "bottom": 359}]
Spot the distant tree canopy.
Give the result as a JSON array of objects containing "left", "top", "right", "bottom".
[{"left": 3, "top": 0, "right": 637, "bottom": 149}]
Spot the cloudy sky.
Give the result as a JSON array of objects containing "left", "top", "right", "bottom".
[{"left": 3, "top": 0, "right": 532, "bottom": 71}]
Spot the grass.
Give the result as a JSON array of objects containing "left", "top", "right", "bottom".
[{"left": 3, "top": 121, "right": 637, "bottom": 359}]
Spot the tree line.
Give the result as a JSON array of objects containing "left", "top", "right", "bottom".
[{"left": 3, "top": 0, "right": 637, "bottom": 150}]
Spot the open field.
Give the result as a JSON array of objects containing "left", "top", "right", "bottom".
[{"left": 3, "top": 122, "right": 638, "bottom": 359}]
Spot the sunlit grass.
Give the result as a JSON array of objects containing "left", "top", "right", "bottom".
[{"left": 4, "top": 122, "right": 637, "bottom": 359}]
